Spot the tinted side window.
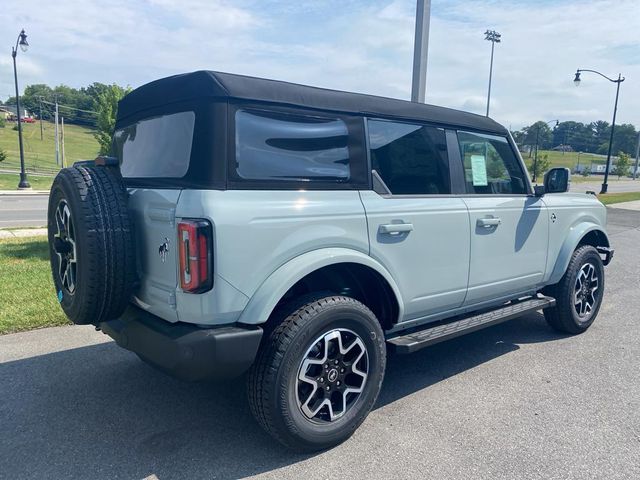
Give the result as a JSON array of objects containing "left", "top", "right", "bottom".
[
  {"left": 114, "top": 111, "right": 195, "bottom": 178},
  {"left": 235, "top": 109, "right": 350, "bottom": 182},
  {"left": 368, "top": 119, "right": 450, "bottom": 195},
  {"left": 457, "top": 131, "right": 527, "bottom": 194}
]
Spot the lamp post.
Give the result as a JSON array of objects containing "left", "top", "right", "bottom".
[
  {"left": 484, "top": 30, "right": 501, "bottom": 117},
  {"left": 573, "top": 69, "right": 625, "bottom": 194},
  {"left": 634, "top": 131, "right": 640, "bottom": 180},
  {"left": 532, "top": 119, "right": 558, "bottom": 183},
  {"left": 12, "top": 29, "right": 30, "bottom": 189}
]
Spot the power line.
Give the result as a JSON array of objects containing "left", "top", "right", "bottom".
[{"left": 40, "top": 99, "right": 97, "bottom": 115}]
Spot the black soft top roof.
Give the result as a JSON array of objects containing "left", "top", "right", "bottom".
[{"left": 117, "top": 70, "right": 507, "bottom": 134}]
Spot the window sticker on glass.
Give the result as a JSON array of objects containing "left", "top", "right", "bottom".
[{"left": 470, "top": 155, "right": 488, "bottom": 186}]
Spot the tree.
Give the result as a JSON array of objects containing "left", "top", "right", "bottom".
[
  {"left": 553, "top": 121, "right": 590, "bottom": 151},
  {"left": 528, "top": 153, "right": 551, "bottom": 181},
  {"left": 520, "top": 121, "right": 554, "bottom": 156},
  {"left": 94, "top": 84, "right": 131, "bottom": 155},
  {"left": 613, "top": 152, "right": 631, "bottom": 179},
  {"left": 590, "top": 120, "right": 610, "bottom": 152},
  {"left": 0, "top": 148, "right": 6, "bottom": 162},
  {"left": 612, "top": 124, "right": 638, "bottom": 155}
]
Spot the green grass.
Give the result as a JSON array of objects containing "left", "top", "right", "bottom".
[
  {"left": 0, "top": 173, "right": 53, "bottom": 190},
  {"left": 597, "top": 191, "right": 640, "bottom": 205},
  {"left": 526, "top": 149, "right": 606, "bottom": 170},
  {"left": 0, "top": 120, "right": 99, "bottom": 173},
  {"left": 0, "top": 236, "right": 70, "bottom": 334}
]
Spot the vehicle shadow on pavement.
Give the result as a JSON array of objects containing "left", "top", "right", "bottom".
[
  {"left": 0, "top": 313, "right": 566, "bottom": 479},
  {"left": 378, "top": 312, "right": 567, "bottom": 408}
]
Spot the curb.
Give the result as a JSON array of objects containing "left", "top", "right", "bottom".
[
  {"left": 0, "top": 228, "right": 47, "bottom": 239},
  {"left": 0, "top": 190, "right": 50, "bottom": 196}
]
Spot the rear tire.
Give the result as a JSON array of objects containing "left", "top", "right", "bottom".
[
  {"left": 247, "top": 295, "right": 386, "bottom": 452},
  {"left": 544, "top": 245, "right": 604, "bottom": 334},
  {"left": 47, "top": 165, "right": 136, "bottom": 325}
]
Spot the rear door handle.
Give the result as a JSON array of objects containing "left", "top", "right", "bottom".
[
  {"left": 477, "top": 217, "right": 501, "bottom": 228},
  {"left": 379, "top": 223, "right": 414, "bottom": 235}
]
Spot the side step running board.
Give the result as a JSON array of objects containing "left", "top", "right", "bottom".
[{"left": 387, "top": 296, "right": 556, "bottom": 354}]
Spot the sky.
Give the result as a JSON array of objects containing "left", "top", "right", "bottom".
[{"left": 1, "top": 0, "right": 639, "bottom": 130}]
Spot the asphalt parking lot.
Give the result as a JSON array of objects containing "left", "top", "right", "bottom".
[{"left": 1, "top": 208, "right": 639, "bottom": 480}]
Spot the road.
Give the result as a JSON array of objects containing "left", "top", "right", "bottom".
[
  {"left": 0, "top": 194, "right": 48, "bottom": 228},
  {"left": 570, "top": 179, "right": 640, "bottom": 193},
  {"left": 1, "top": 209, "right": 639, "bottom": 479}
]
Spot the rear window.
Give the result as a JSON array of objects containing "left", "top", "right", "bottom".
[
  {"left": 114, "top": 111, "right": 195, "bottom": 178},
  {"left": 234, "top": 109, "right": 350, "bottom": 182}
]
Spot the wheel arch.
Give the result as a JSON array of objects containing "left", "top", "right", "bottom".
[
  {"left": 547, "top": 223, "right": 610, "bottom": 285},
  {"left": 236, "top": 248, "right": 404, "bottom": 329}
]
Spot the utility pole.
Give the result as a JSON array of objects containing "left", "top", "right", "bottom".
[
  {"left": 411, "top": 0, "right": 431, "bottom": 103},
  {"left": 61, "top": 117, "right": 66, "bottom": 168},
  {"left": 39, "top": 97, "right": 44, "bottom": 141},
  {"left": 54, "top": 98, "right": 60, "bottom": 166}
]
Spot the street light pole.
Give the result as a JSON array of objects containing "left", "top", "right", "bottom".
[
  {"left": 484, "top": 30, "right": 501, "bottom": 117},
  {"left": 573, "top": 69, "right": 625, "bottom": 194},
  {"left": 11, "top": 29, "right": 30, "bottom": 190},
  {"left": 411, "top": 0, "right": 431, "bottom": 103},
  {"left": 634, "top": 131, "right": 640, "bottom": 180}
]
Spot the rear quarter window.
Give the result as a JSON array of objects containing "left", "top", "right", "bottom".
[
  {"left": 114, "top": 111, "right": 195, "bottom": 178},
  {"left": 234, "top": 109, "right": 351, "bottom": 183}
]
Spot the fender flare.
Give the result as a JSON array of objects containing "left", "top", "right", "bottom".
[
  {"left": 237, "top": 248, "right": 405, "bottom": 325},
  {"left": 547, "top": 222, "right": 610, "bottom": 285}
]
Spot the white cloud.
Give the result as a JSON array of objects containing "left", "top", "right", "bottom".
[{"left": 0, "top": 0, "right": 638, "bottom": 130}]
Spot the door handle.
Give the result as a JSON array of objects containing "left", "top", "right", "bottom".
[
  {"left": 379, "top": 223, "right": 414, "bottom": 235},
  {"left": 477, "top": 217, "right": 501, "bottom": 228}
]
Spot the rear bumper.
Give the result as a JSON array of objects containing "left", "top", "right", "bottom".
[{"left": 99, "top": 306, "right": 262, "bottom": 381}]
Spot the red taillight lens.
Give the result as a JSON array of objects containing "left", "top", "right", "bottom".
[{"left": 178, "top": 219, "right": 213, "bottom": 293}]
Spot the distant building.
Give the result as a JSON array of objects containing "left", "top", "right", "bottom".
[
  {"left": 552, "top": 144, "right": 574, "bottom": 152},
  {"left": 0, "top": 105, "right": 31, "bottom": 120},
  {"left": 573, "top": 156, "right": 632, "bottom": 176}
]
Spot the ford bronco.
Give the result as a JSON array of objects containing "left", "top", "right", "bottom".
[{"left": 48, "top": 71, "right": 613, "bottom": 451}]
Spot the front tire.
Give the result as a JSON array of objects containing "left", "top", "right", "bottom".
[
  {"left": 247, "top": 295, "right": 386, "bottom": 452},
  {"left": 544, "top": 245, "right": 605, "bottom": 334}
]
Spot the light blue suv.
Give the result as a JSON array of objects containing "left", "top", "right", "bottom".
[{"left": 48, "top": 71, "right": 613, "bottom": 451}]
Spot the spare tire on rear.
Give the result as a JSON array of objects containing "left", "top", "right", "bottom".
[{"left": 47, "top": 164, "right": 136, "bottom": 325}]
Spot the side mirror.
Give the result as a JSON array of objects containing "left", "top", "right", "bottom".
[
  {"left": 543, "top": 167, "right": 571, "bottom": 194},
  {"left": 534, "top": 185, "right": 546, "bottom": 197}
]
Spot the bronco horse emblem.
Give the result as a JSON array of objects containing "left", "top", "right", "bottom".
[{"left": 159, "top": 238, "right": 169, "bottom": 263}]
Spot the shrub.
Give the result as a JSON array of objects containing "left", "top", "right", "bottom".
[{"left": 613, "top": 152, "right": 631, "bottom": 179}]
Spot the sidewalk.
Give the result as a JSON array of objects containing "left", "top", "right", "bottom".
[
  {"left": 607, "top": 200, "right": 640, "bottom": 211},
  {"left": 0, "top": 227, "right": 47, "bottom": 238}
]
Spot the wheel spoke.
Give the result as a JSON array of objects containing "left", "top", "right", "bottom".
[
  {"left": 54, "top": 200, "right": 77, "bottom": 295},
  {"left": 296, "top": 328, "right": 369, "bottom": 423},
  {"left": 574, "top": 262, "right": 600, "bottom": 319}
]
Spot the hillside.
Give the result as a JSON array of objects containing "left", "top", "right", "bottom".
[{"left": 0, "top": 120, "right": 99, "bottom": 173}]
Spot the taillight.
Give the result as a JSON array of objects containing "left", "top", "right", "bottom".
[{"left": 178, "top": 219, "right": 213, "bottom": 293}]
